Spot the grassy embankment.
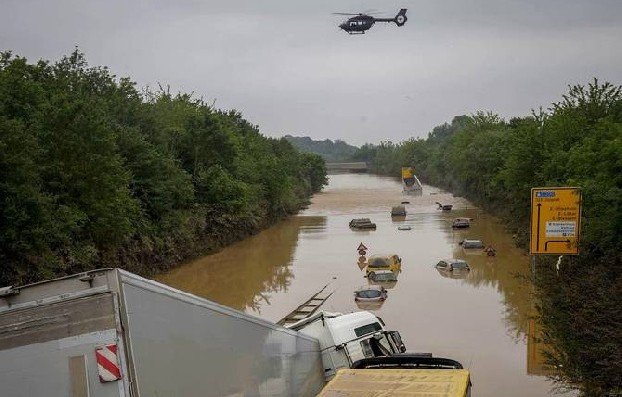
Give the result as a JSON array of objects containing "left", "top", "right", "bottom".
[
  {"left": 0, "top": 50, "right": 327, "bottom": 287},
  {"left": 351, "top": 79, "right": 621, "bottom": 396}
]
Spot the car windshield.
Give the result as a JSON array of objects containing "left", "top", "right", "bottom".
[
  {"left": 375, "top": 273, "right": 393, "bottom": 280},
  {"left": 356, "top": 289, "right": 382, "bottom": 298}
]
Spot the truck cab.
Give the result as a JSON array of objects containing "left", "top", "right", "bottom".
[{"left": 288, "top": 311, "right": 406, "bottom": 380}]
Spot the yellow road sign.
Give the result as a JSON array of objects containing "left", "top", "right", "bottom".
[{"left": 530, "top": 187, "right": 582, "bottom": 255}]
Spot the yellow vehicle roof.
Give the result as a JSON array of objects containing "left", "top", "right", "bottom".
[{"left": 317, "top": 368, "right": 470, "bottom": 397}]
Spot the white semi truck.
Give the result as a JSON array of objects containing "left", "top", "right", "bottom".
[
  {"left": 288, "top": 311, "right": 406, "bottom": 380},
  {"left": 0, "top": 268, "right": 406, "bottom": 397}
]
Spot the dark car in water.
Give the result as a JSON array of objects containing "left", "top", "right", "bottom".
[{"left": 451, "top": 218, "right": 471, "bottom": 228}]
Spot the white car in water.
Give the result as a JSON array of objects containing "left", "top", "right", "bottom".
[
  {"left": 354, "top": 285, "right": 388, "bottom": 302},
  {"left": 435, "top": 259, "right": 470, "bottom": 272}
]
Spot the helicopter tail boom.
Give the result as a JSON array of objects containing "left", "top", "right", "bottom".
[{"left": 372, "top": 9, "right": 407, "bottom": 26}]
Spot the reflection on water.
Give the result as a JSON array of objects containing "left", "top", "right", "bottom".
[
  {"left": 528, "top": 319, "right": 558, "bottom": 376},
  {"left": 435, "top": 267, "right": 470, "bottom": 280},
  {"left": 158, "top": 173, "right": 568, "bottom": 397},
  {"left": 157, "top": 216, "right": 326, "bottom": 311}
]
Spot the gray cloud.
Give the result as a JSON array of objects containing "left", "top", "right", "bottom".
[{"left": 2, "top": 0, "right": 621, "bottom": 145}]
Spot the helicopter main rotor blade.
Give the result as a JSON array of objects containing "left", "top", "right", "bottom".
[{"left": 332, "top": 12, "right": 360, "bottom": 15}]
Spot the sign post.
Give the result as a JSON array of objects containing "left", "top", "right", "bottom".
[
  {"left": 357, "top": 243, "right": 368, "bottom": 263},
  {"left": 529, "top": 187, "right": 582, "bottom": 255}
]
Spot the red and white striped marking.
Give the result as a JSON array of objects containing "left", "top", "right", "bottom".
[{"left": 95, "top": 344, "right": 122, "bottom": 382}]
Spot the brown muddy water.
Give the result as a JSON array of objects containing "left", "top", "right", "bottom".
[{"left": 158, "top": 173, "right": 568, "bottom": 397}]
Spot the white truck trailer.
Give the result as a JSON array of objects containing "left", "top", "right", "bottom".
[
  {"left": 0, "top": 268, "right": 406, "bottom": 397},
  {"left": 0, "top": 269, "right": 325, "bottom": 397}
]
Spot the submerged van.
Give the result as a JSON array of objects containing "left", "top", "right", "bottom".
[{"left": 366, "top": 255, "right": 402, "bottom": 276}]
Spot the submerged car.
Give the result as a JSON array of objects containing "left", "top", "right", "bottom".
[
  {"left": 368, "top": 269, "right": 398, "bottom": 281},
  {"left": 460, "top": 239, "right": 484, "bottom": 249},
  {"left": 368, "top": 270, "right": 398, "bottom": 289},
  {"left": 391, "top": 205, "right": 407, "bottom": 216},
  {"left": 451, "top": 218, "right": 471, "bottom": 228},
  {"left": 350, "top": 218, "right": 377, "bottom": 230},
  {"left": 436, "top": 202, "right": 453, "bottom": 211},
  {"left": 435, "top": 259, "right": 470, "bottom": 272},
  {"left": 365, "top": 254, "right": 402, "bottom": 276},
  {"left": 354, "top": 285, "right": 388, "bottom": 302}
]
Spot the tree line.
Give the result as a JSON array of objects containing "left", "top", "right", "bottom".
[
  {"left": 284, "top": 135, "right": 358, "bottom": 162},
  {"left": 351, "top": 79, "right": 621, "bottom": 395},
  {"left": 0, "top": 50, "right": 327, "bottom": 286}
]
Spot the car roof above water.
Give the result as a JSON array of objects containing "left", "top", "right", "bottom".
[{"left": 442, "top": 258, "right": 467, "bottom": 264}]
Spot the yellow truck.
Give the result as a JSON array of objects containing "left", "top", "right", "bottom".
[
  {"left": 401, "top": 167, "right": 423, "bottom": 193},
  {"left": 318, "top": 355, "right": 472, "bottom": 397},
  {"left": 366, "top": 254, "right": 402, "bottom": 277}
]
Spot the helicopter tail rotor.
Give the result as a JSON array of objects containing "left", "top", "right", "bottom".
[{"left": 394, "top": 8, "right": 408, "bottom": 26}]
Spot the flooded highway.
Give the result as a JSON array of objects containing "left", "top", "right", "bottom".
[{"left": 158, "top": 173, "right": 566, "bottom": 397}]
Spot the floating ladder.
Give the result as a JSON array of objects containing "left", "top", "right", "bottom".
[{"left": 277, "top": 284, "right": 335, "bottom": 326}]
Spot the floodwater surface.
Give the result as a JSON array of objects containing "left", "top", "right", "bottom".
[{"left": 158, "top": 173, "right": 566, "bottom": 397}]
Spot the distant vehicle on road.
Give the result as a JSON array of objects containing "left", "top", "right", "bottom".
[
  {"left": 401, "top": 167, "right": 423, "bottom": 194},
  {"left": 354, "top": 285, "right": 388, "bottom": 302},
  {"left": 366, "top": 254, "right": 402, "bottom": 276},
  {"left": 367, "top": 270, "right": 398, "bottom": 289},
  {"left": 391, "top": 205, "right": 407, "bottom": 216},
  {"left": 460, "top": 239, "right": 485, "bottom": 249},
  {"left": 452, "top": 217, "right": 471, "bottom": 228},
  {"left": 350, "top": 218, "right": 377, "bottom": 230},
  {"left": 435, "top": 258, "right": 470, "bottom": 272},
  {"left": 436, "top": 202, "right": 453, "bottom": 211}
]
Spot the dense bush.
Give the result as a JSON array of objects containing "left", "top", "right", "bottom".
[
  {"left": 352, "top": 79, "right": 621, "bottom": 395},
  {"left": 0, "top": 50, "right": 327, "bottom": 286}
]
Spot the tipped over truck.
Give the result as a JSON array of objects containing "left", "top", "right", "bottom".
[
  {"left": 0, "top": 268, "right": 470, "bottom": 396},
  {"left": 0, "top": 269, "right": 324, "bottom": 397}
]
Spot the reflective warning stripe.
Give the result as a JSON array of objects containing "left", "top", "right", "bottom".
[{"left": 95, "top": 344, "right": 122, "bottom": 382}]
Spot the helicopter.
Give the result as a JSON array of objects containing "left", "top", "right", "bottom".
[{"left": 334, "top": 8, "right": 408, "bottom": 34}]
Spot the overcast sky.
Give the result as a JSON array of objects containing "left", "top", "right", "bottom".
[{"left": 2, "top": 1, "right": 621, "bottom": 145}]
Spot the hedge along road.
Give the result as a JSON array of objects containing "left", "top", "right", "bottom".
[{"left": 157, "top": 173, "right": 575, "bottom": 397}]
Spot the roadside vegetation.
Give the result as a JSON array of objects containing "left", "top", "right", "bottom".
[
  {"left": 0, "top": 50, "right": 327, "bottom": 287},
  {"left": 352, "top": 79, "right": 621, "bottom": 395}
]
